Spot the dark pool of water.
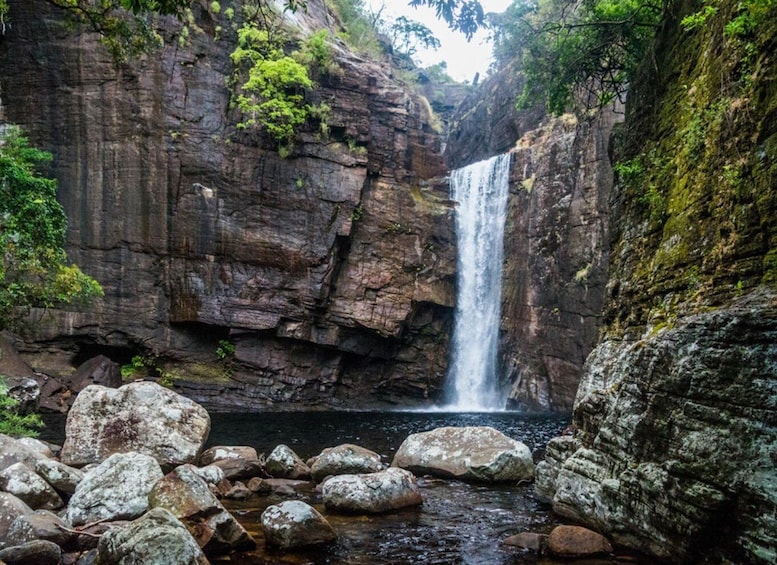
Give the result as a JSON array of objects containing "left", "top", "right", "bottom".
[{"left": 42, "top": 411, "right": 642, "bottom": 564}]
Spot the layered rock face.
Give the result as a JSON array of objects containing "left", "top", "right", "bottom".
[
  {"left": 536, "top": 0, "right": 777, "bottom": 561},
  {"left": 0, "top": 0, "right": 455, "bottom": 408},
  {"left": 446, "top": 71, "right": 617, "bottom": 411}
]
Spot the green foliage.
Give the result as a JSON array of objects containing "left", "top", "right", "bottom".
[
  {"left": 390, "top": 16, "right": 441, "bottom": 57},
  {"left": 294, "top": 29, "right": 342, "bottom": 78},
  {"left": 0, "top": 126, "right": 103, "bottom": 330},
  {"left": 327, "top": 0, "right": 382, "bottom": 55},
  {"left": 0, "top": 380, "right": 43, "bottom": 437},
  {"left": 230, "top": 22, "right": 315, "bottom": 146},
  {"left": 216, "top": 339, "right": 235, "bottom": 360},
  {"left": 423, "top": 61, "right": 455, "bottom": 83},
  {"left": 493, "top": 0, "right": 663, "bottom": 114}
]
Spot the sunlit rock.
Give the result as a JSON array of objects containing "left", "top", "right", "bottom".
[
  {"left": 392, "top": 426, "right": 534, "bottom": 482},
  {"left": 322, "top": 467, "right": 422, "bottom": 514},
  {"left": 66, "top": 451, "right": 164, "bottom": 526},
  {"left": 60, "top": 381, "right": 210, "bottom": 470},
  {"left": 261, "top": 500, "right": 336, "bottom": 549}
]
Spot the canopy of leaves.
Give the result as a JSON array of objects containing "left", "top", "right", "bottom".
[
  {"left": 491, "top": 0, "right": 663, "bottom": 115},
  {"left": 0, "top": 126, "right": 103, "bottom": 330}
]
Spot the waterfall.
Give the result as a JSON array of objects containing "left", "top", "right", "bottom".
[{"left": 446, "top": 153, "right": 512, "bottom": 411}]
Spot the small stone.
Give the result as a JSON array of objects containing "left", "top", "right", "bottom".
[
  {"left": 265, "top": 444, "right": 311, "bottom": 480},
  {"left": 310, "top": 444, "right": 383, "bottom": 482},
  {"left": 0, "top": 539, "right": 61, "bottom": 565},
  {"left": 502, "top": 532, "right": 545, "bottom": 551},
  {"left": 546, "top": 525, "right": 613, "bottom": 557},
  {"left": 261, "top": 500, "right": 336, "bottom": 549}
]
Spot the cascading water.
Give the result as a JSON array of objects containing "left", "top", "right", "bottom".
[{"left": 446, "top": 153, "right": 512, "bottom": 411}]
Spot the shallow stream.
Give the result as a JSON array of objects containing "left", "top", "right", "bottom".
[{"left": 42, "top": 411, "right": 645, "bottom": 564}]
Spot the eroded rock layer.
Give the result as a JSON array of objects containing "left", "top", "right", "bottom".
[{"left": 0, "top": 0, "right": 455, "bottom": 408}]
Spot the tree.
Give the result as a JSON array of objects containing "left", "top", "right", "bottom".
[
  {"left": 500, "top": 0, "right": 664, "bottom": 114},
  {"left": 390, "top": 15, "right": 441, "bottom": 57},
  {"left": 0, "top": 126, "right": 103, "bottom": 331},
  {"left": 409, "top": 0, "right": 485, "bottom": 39}
]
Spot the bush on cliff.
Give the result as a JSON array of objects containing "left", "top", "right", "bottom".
[{"left": 0, "top": 125, "right": 103, "bottom": 330}]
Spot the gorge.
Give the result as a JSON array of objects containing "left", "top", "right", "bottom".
[{"left": 0, "top": 0, "right": 775, "bottom": 563}]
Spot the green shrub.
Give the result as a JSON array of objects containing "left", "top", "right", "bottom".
[{"left": 0, "top": 380, "right": 43, "bottom": 437}]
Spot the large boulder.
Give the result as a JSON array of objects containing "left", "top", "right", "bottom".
[
  {"left": 149, "top": 464, "right": 255, "bottom": 554},
  {"left": 97, "top": 507, "right": 209, "bottom": 565},
  {"left": 0, "top": 463, "right": 63, "bottom": 510},
  {"left": 264, "top": 444, "right": 310, "bottom": 480},
  {"left": 66, "top": 451, "right": 164, "bottom": 526},
  {"left": 321, "top": 467, "right": 422, "bottom": 514},
  {"left": 261, "top": 500, "right": 336, "bottom": 549},
  {"left": 60, "top": 381, "right": 210, "bottom": 469},
  {"left": 310, "top": 444, "right": 384, "bottom": 481},
  {"left": 392, "top": 426, "right": 535, "bottom": 482}
]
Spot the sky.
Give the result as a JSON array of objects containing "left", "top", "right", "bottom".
[{"left": 365, "top": 0, "right": 514, "bottom": 83}]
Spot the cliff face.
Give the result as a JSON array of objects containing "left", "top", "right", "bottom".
[
  {"left": 0, "top": 0, "right": 456, "bottom": 409},
  {"left": 445, "top": 70, "right": 618, "bottom": 412},
  {"left": 536, "top": 0, "right": 777, "bottom": 561}
]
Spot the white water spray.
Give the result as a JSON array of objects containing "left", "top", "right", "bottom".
[{"left": 446, "top": 153, "right": 512, "bottom": 411}]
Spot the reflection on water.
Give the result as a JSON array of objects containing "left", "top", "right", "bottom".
[{"left": 208, "top": 411, "right": 570, "bottom": 565}]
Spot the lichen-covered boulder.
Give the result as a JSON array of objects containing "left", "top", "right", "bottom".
[
  {"left": 66, "top": 451, "right": 164, "bottom": 526},
  {"left": 60, "top": 381, "right": 210, "bottom": 469},
  {"left": 261, "top": 500, "right": 336, "bottom": 549},
  {"left": 0, "top": 463, "right": 63, "bottom": 510},
  {"left": 97, "top": 507, "right": 209, "bottom": 565},
  {"left": 0, "top": 492, "right": 33, "bottom": 548},
  {"left": 392, "top": 426, "right": 535, "bottom": 482},
  {"left": 310, "top": 444, "right": 384, "bottom": 481},
  {"left": 34, "top": 459, "right": 84, "bottom": 497},
  {"left": 265, "top": 444, "right": 311, "bottom": 480},
  {"left": 322, "top": 467, "right": 422, "bottom": 514},
  {"left": 149, "top": 464, "right": 255, "bottom": 554}
]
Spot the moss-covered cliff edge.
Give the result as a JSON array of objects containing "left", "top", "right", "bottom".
[{"left": 537, "top": 0, "right": 777, "bottom": 561}]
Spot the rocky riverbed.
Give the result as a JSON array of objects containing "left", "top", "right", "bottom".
[{"left": 0, "top": 380, "right": 648, "bottom": 564}]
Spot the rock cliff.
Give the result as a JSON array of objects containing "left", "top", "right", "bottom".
[
  {"left": 536, "top": 0, "right": 777, "bottom": 561},
  {"left": 0, "top": 0, "right": 455, "bottom": 409}
]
